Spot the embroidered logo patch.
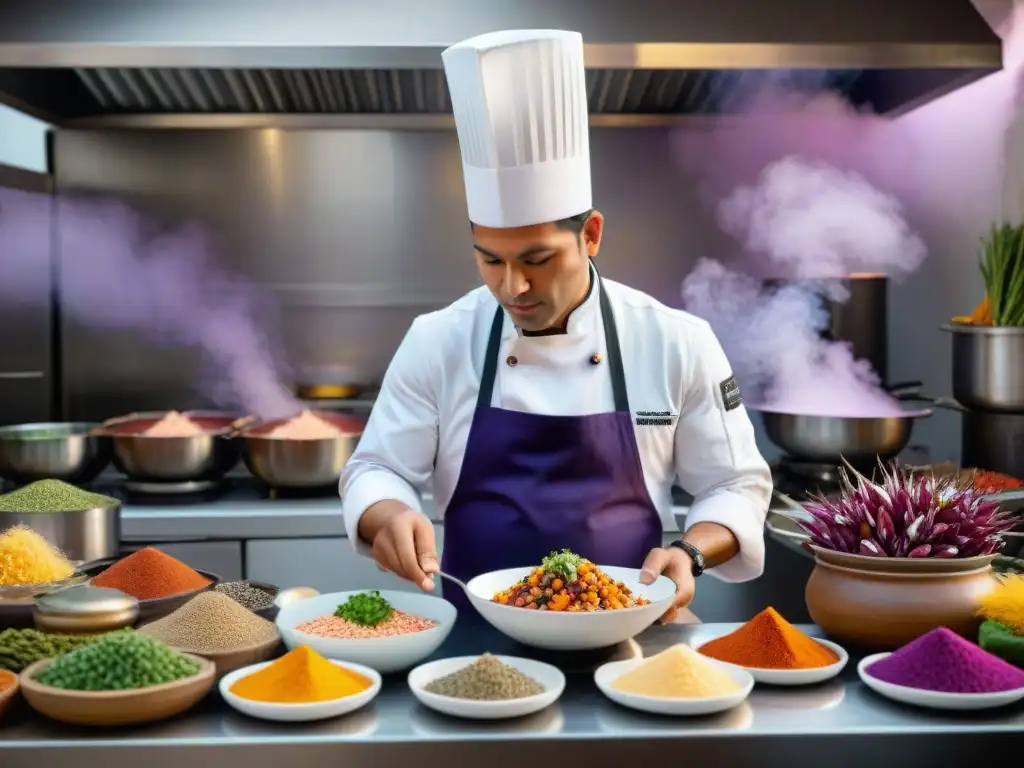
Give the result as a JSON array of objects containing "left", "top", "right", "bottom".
[
  {"left": 635, "top": 410, "right": 676, "bottom": 427},
  {"left": 720, "top": 376, "right": 743, "bottom": 412}
]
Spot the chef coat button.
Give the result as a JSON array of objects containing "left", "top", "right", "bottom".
[
  {"left": 590, "top": 353, "right": 602, "bottom": 365},
  {"left": 506, "top": 355, "right": 518, "bottom": 367}
]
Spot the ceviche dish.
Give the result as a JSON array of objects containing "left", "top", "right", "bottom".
[{"left": 492, "top": 550, "right": 650, "bottom": 612}]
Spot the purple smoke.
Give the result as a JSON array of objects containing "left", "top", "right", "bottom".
[
  {"left": 0, "top": 188, "right": 301, "bottom": 419},
  {"left": 674, "top": 86, "right": 927, "bottom": 418}
]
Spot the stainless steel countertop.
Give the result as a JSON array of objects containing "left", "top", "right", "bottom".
[
  {"left": 119, "top": 495, "right": 691, "bottom": 541},
  {"left": 3, "top": 622, "right": 1021, "bottom": 767}
]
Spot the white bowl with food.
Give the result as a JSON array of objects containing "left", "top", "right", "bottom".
[
  {"left": 408, "top": 654, "right": 565, "bottom": 720},
  {"left": 220, "top": 658, "right": 382, "bottom": 722},
  {"left": 734, "top": 639, "right": 849, "bottom": 686},
  {"left": 595, "top": 656, "right": 754, "bottom": 716},
  {"left": 858, "top": 653, "right": 1024, "bottom": 711},
  {"left": 275, "top": 590, "right": 456, "bottom": 674},
  {"left": 465, "top": 552, "right": 676, "bottom": 651}
]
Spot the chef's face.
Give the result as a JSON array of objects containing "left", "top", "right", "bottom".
[{"left": 472, "top": 212, "right": 604, "bottom": 332}]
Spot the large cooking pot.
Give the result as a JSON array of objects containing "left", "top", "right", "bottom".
[
  {"left": 241, "top": 411, "right": 366, "bottom": 489},
  {"left": 98, "top": 411, "right": 242, "bottom": 483},
  {"left": 941, "top": 323, "right": 1024, "bottom": 413},
  {"left": 750, "top": 382, "right": 931, "bottom": 464}
]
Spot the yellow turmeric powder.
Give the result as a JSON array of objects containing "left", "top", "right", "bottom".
[{"left": 229, "top": 645, "right": 372, "bottom": 703}]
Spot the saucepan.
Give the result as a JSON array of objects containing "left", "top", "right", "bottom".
[
  {"left": 96, "top": 411, "right": 243, "bottom": 483},
  {"left": 240, "top": 411, "right": 367, "bottom": 489},
  {"left": 748, "top": 381, "right": 932, "bottom": 464}
]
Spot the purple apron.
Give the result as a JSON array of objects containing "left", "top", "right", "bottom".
[{"left": 441, "top": 273, "right": 663, "bottom": 611}]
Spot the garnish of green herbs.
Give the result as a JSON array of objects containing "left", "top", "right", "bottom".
[
  {"left": 541, "top": 549, "right": 584, "bottom": 583},
  {"left": 334, "top": 591, "right": 394, "bottom": 627}
]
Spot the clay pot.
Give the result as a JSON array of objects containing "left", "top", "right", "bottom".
[{"left": 804, "top": 546, "right": 999, "bottom": 651}]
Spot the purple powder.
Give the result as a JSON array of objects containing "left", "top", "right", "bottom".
[{"left": 866, "top": 627, "right": 1024, "bottom": 693}]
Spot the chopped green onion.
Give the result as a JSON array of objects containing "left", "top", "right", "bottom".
[{"left": 333, "top": 590, "right": 394, "bottom": 627}]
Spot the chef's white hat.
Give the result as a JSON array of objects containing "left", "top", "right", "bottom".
[{"left": 442, "top": 29, "right": 592, "bottom": 229}]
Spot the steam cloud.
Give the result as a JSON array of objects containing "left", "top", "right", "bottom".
[
  {"left": 0, "top": 189, "right": 301, "bottom": 420},
  {"left": 675, "top": 87, "right": 927, "bottom": 418}
]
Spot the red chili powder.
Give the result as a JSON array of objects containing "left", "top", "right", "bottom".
[
  {"left": 866, "top": 627, "right": 1024, "bottom": 693},
  {"left": 92, "top": 547, "right": 211, "bottom": 600},
  {"left": 974, "top": 470, "right": 1022, "bottom": 494}
]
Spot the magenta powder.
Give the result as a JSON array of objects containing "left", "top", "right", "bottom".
[{"left": 866, "top": 627, "right": 1024, "bottom": 693}]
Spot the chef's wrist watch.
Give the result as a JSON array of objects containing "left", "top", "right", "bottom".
[{"left": 669, "top": 540, "right": 705, "bottom": 577}]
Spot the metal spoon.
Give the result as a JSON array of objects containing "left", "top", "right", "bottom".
[{"left": 434, "top": 570, "right": 469, "bottom": 593}]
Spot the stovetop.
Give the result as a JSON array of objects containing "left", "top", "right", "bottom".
[{"left": 770, "top": 457, "right": 868, "bottom": 502}]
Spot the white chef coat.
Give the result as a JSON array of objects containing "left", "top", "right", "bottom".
[{"left": 340, "top": 270, "right": 773, "bottom": 582}]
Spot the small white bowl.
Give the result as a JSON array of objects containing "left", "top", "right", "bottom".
[
  {"left": 275, "top": 590, "right": 456, "bottom": 674},
  {"left": 220, "top": 658, "right": 382, "bottom": 722},
  {"left": 701, "top": 638, "right": 849, "bottom": 686},
  {"left": 594, "top": 657, "right": 754, "bottom": 715},
  {"left": 858, "top": 653, "right": 1024, "bottom": 711},
  {"left": 408, "top": 655, "right": 565, "bottom": 720},
  {"left": 465, "top": 566, "right": 676, "bottom": 651}
]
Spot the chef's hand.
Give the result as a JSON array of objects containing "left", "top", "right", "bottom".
[
  {"left": 358, "top": 502, "right": 438, "bottom": 591},
  {"left": 639, "top": 546, "right": 695, "bottom": 624}
]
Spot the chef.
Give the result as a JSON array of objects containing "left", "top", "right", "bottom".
[{"left": 340, "top": 29, "right": 773, "bottom": 621}]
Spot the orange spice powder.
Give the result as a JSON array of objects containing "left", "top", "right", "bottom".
[
  {"left": 698, "top": 606, "right": 839, "bottom": 670},
  {"left": 92, "top": 547, "right": 211, "bottom": 600}
]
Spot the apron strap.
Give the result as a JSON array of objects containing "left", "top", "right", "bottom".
[
  {"left": 477, "top": 306, "right": 506, "bottom": 409},
  {"left": 478, "top": 268, "right": 631, "bottom": 414}
]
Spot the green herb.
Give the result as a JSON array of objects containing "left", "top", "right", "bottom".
[
  {"left": 34, "top": 630, "right": 200, "bottom": 691},
  {"left": 979, "top": 222, "right": 1024, "bottom": 327},
  {"left": 333, "top": 590, "right": 394, "bottom": 627},
  {"left": 0, "top": 628, "right": 106, "bottom": 673},
  {"left": 541, "top": 549, "right": 584, "bottom": 583},
  {"left": 0, "top": 479, "right": 117, "bottom": 513}
]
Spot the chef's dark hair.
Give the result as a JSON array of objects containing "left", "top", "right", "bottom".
[
  {"left": 468, "top": 209, "right": 593, "bottom": 233},
  {"left": 554, "top": 209, "right": 593, "bottom": 234}
]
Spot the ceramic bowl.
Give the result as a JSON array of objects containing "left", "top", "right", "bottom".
[
  {"left": 0, "top": 670, "right": 19, "bottom": 720},
  {"left": 408, "top": 655, "right": 565, "bottom": 720},
  {"left": 19, "top": 654, "right": 215, "bottom": 726},
  {"left": 700, "top": 638, "right": 850, "bottom": 686},
  {"left": 275, "top": 590, "right": 456, "bottom": 674},
  {"left": 594, "top": 656, "right": 754, "bottom": 715},
  {"left": 858, "top": 653, "right": 1024, "bottom": 711},
  {"left": 465, "top": 566, "right": 675, "bottom": 651},
  {"left": 805, "top": 553, "right": 997, "bottom": 651},
  {"left": 220, "top": 658, "right": 381, "bottom": 722}
]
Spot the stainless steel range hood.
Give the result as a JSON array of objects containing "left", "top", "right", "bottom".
[{"left": 0, "top": 0, "right": 1002, "bottom": 128}]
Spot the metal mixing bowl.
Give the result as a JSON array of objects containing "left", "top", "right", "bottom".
[
  {"left": 100, "top": 411, "right": 242, "bottom": 483},
  {"left": 242, "top": 412, "right": 365, "bottom": 488},
  {"left": 0, "top": 504, "right": 121, "bottom": 562},
  {"left": 0, "top": 422, "right": 112, "bottom": 485}
]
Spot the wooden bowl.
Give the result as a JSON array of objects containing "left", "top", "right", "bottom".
[
  {"left": 19, "top": 653, "right": 215, "bottom": 726},
  {"left": 173, "top": 634, "right": 282, "bottom": 677},
  {"left": 0, "top": 670, "right": 19, "bottom": 720}
]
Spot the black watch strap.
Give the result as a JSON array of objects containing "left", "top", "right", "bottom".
[{"left": 670, "top": 540, "right": 706, "bottom": 577}]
